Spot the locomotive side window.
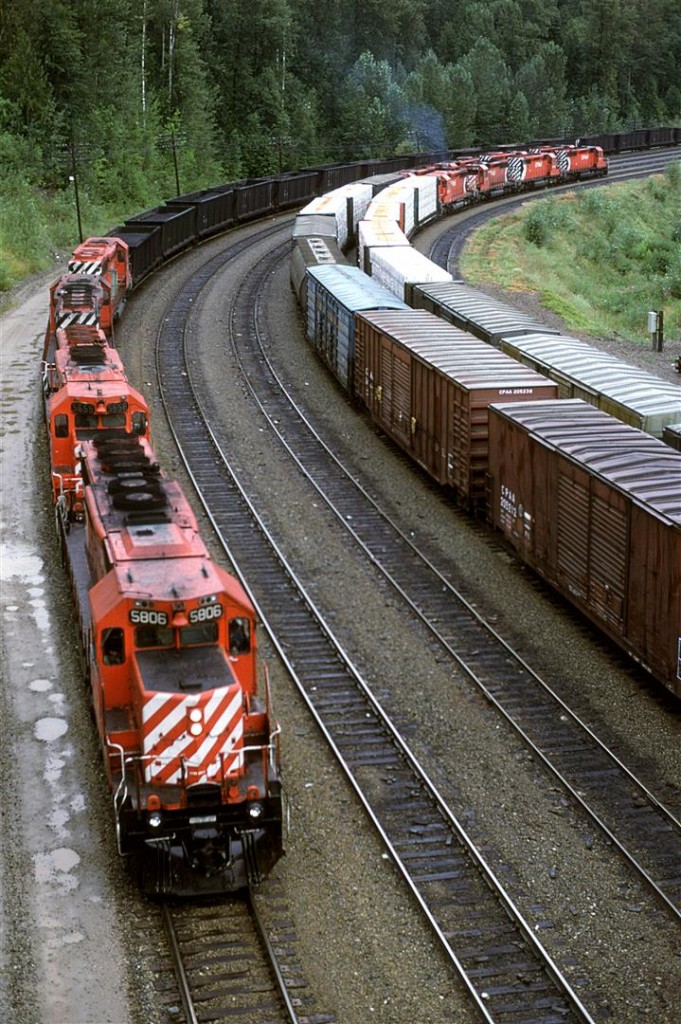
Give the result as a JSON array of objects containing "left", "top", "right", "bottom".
[
  {"left": 54, "top": 414, "right": 69, "bottom": 438},
  {"left": 229, "top": 617, "right": 251, "bottom": 655},
  {"left": 131, "top": 411, "right": 147, "bottom": 436},
  {"left": 102, "top": 627, "right": 125, "bottom": 665}
]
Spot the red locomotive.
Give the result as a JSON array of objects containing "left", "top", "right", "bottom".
[
  {"left": 67, "top": 236, "right": 132, "bottom": 334},
  {"left": 42, "top": 322, "right": 149, "bottom": 520},
  {"left": 47, "top": 272, "right": 107, "bottom": 337},
  {"left": 47, "top": 236, "right": 132, "bottom": 342},
  {"left": 436, "top": 145, "right": 607, "bottom": 208},
  {"left": 43, "top": 241, "right": 284, "bottom": 895}
]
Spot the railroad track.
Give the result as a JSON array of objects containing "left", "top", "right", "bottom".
[
  {"left": 232, "top": 234, "right": 681, "bottom": 929},
  {"left": 160, "top": 884, "right": 332, "bottom": 1024}
]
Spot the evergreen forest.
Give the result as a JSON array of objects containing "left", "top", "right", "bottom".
[{"left": 1, "top": 0, "right": 680, "bottom": 285}]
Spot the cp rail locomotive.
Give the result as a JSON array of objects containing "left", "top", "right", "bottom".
[{"left": 43, "top": 237, "right": 283, "bottom": 896}]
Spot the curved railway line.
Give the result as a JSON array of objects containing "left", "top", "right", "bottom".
[{"left": 143, "top": 147, "right": 680, "bottom": 1023}]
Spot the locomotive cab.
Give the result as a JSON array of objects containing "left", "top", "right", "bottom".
[
  {"left": 44, "top": 333, "right": 149, "bottom": 517},
  {"left": 88, "top": 565, "right": 282, "bottom": 895}
]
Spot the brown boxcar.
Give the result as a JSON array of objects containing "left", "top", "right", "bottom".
[
  {"left": 354, "top": 309, "right": 559, "bottom": 507},
  {"left": 487, "top": 399, "right": 681, "bottom": 696}
]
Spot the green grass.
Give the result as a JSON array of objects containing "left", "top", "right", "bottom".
[
  {"left": 0, "top": 180, "right": 141, "bottom": 298},
  {"left": 460, "top": 163, "right": 681, "bottom": 342}
]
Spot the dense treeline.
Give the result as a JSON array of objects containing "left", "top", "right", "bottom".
[{"left": 0, "top": 0, "right": 679, "bottom": 285}]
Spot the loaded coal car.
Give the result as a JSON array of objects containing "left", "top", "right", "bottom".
[
  {"left": 64, "top": 431, "right": 284, "bottom": 894},
  {"left": 231, "top": 177, "right": 275, "bottom": 223},
  {"left": 166, "top": 188, "right": 236, "bottom": 240},
  {"left": 487, "top": 399, "right": 681, "bottom": 696},
  {"left": 125, "top": 204, "right": 198, "bottom": 260},
  {"left": 107, "top": 223, "right": 163, "bottom": 288},
  {"left": 273, "top": 169, "right": 320, "bottom": 210},
  {"left": 353, "top": 309, "right": 559, "bottom": 508},
  {"left": 303, "top": 160, "right": 365, "bottom": 193}
]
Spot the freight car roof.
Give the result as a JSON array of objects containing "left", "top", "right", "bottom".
[
  {"left": 492, "top": 399, "right": 681, "bottom": 521},
  {"left": 414, "top": 281, "right": 561, "bottom": 339},
  {"left": 358, "top": 309, "right": 561, "bottom": 385},
  {"left": 502, "top": 332, "right": 681, "bottom": 405},
  {"left": 308, "top": 264, "right": 409, "bottom": 311}
]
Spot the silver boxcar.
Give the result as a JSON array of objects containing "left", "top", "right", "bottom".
[
  {"left": 306, "top": 265, "right": 408, "bottom": 392},
  {"left": 290, "top": 235, "right": 347, "bottom": 311},
  {"left": 500, "top": 332, "right": 681, "bottom": 437},
  {"left": 410, "top": 281, "right": 561, "bottom": 343}
]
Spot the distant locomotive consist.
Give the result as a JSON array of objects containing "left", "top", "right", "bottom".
[{"left": 43, "top": 237, "right": 283, "bottom": 895}]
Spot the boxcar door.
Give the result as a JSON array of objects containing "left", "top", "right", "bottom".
[{"left": 412, "top": 356, "right": 445, "bottom": 481}]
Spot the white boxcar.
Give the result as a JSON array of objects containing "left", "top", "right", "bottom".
[{"left": 368, "top": 245, "right": 452, "bottom": 302}]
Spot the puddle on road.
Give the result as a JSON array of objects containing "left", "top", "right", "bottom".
[
  {"left": 1, "top": 541, "right": 51, "bottom": 631},
  {"left": 30, "top": 679, "right": 53, "bottom": 692},
  {"left": 35, "top": 717, "right": 68, "bottom": 742},
  {"left": 34, "top": 847, "right": 81, "bottom": 892}
]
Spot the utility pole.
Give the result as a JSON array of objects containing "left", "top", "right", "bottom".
[{"left": 69, "top": 134, "right": 84, "bottom": 243}]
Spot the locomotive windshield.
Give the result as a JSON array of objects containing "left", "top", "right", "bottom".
[
  {"left": 135, "top": 621, "right": 219, "bottom": 648},
  {"left": 75, "top": 411, "right": 127, "bottom": 429}
]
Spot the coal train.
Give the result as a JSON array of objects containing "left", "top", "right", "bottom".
[
  {"left": 42, "top": 236, "right": 283, "bottom": 896},
  {"left": 289, "top": 141, "right": 681, "bottom": 699}
]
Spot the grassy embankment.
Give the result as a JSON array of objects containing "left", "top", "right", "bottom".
[
  {"left": 0, "top": 184, "right": 140, "bottom": 301},
  {"left": 461, "top": 162, "right": 681, "bottom": 343}
]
